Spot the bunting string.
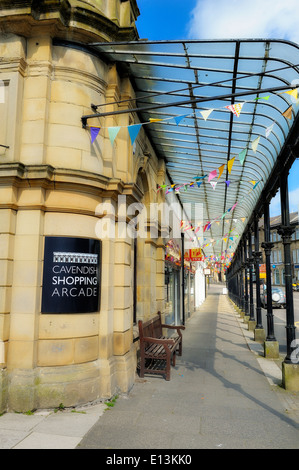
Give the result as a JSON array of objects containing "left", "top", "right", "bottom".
[{"left": 87, "top": 87, "right": 298, "bottom": 148}]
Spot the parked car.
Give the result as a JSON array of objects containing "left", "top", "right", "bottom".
[
  {"left": 292, "top": 282, "right": 299, "bottom": 291},
  {"left": 260, "top": 286, "right": 286, "bottom": 308}
]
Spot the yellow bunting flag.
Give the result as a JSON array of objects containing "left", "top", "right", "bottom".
[
  {"left": 227, "top": 157, "right": 235, "bottom": 174},
  {"left": 218, "top": 164, "right": 225, "bottom": 179},
  {"left": 283, "top": 105, "right": 293, "bottom": 120},
  {"left": 283, "top": 89, "right": 298, "bottom": 100},
  {"left": 149, "top": 118, "right": 163, "bottom": 122}
]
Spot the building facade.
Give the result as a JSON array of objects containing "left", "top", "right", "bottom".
[{"left": 0, "top": 0, "right": 203, "bottom": 413}]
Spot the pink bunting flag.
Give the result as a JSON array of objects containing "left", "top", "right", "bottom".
[{"left": 208, "top": 169, "right": 217, "bottom": 182}]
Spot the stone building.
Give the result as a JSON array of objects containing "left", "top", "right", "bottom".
[{"left": 0, "top": 0, "right": 203, "bottom": 412}]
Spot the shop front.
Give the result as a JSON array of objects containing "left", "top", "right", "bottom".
[{"left": 164, "top": 240, "right": 181, "bottom": 325}]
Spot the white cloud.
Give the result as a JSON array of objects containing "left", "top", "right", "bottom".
[{"left": 188, "top": 0, "right": 299, "bottom": 43}]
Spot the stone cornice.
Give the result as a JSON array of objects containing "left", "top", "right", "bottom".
[
  {"left": 0, "top": 0, "right": 139, "bottom": 43},
  {"left": 0, "top": 162, "right": 144, "bottom": 202}
]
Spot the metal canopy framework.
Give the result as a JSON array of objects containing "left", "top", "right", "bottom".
[{"left": 82, "top": 39, "right": 299, "bottom": 262}]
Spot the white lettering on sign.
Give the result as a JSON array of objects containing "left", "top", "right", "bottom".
[
  {"left": 51, "top": 287, "right": 97, "bottom": 297},
  {"left": 50, "top": 252, "right": 98, "bottom": 299}
]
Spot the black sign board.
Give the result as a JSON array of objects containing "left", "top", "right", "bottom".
[{"left": 41, "top": 236, "right": 101, "bottom": 313}]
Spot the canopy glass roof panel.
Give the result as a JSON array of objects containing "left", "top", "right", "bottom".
[{"left": 87, "top": 39, "right": 299, "bottom": 261}]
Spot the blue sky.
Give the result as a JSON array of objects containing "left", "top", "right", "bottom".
[{"left": 136, "top": 0, "right": 299, "bottom": 216}]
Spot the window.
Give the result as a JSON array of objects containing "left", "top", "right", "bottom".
[
  {"left": 293, "top": 250, "right": 297, "bottom": 263},
  {"left": 274, "top": 268, "right": 280, "bottom": 285}
]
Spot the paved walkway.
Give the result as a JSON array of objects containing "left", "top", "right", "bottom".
[{"left": 1, "top": 284, "right": 299, "bottom": 449}]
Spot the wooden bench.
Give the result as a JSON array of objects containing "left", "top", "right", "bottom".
[{"left": 138, "top": 311, "right": 185, "bottom": 381}]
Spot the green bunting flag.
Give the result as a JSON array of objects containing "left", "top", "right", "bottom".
[{"left": 108, "top": 126, "right": 121, "bottom": 145}]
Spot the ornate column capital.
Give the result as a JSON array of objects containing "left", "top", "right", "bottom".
[
  {"left": 252, "top": 251, "right": 262, "bottom": 260},
  {"left": 277, "top": 225, "right": 295, "bottom": 244},
  {"left": 261, "top": 241, "right": 274, "bottom": 255}
]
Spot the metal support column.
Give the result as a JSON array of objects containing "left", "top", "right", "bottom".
[
  {"left": 261, "top": 199, "right": 276, "bottom": 342},
  {"left": 248, "top": 230, "right": 255, "bottom": 322},
  {"left": 240, "top": 246, "right": 244, "bottom": 313},
  {"left": 253, "top": 214, "right": 263, "bottom": 330},
  {"left": 252, "top": 212, "right": 265, "bottom": 341},
  {"left": 181, "top": 233, "right": 185, "bottom": 326},
  {"left": 243, "top": 237, "right": 249, "bottom": 316},
  {"left": 278, "top": 169, "right": 297, "bottom": 363}
]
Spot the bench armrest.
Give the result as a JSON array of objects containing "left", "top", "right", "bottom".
[{"left": 161, "top": 324, "right": 185, "bottom": 331}]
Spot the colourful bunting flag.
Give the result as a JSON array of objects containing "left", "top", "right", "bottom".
[
  {"left": 254, "top": 95, "right": 270, "bottom": 101},
  {"left": 108, "top": 126, "right": 121, "bottom": 145},
  {"left": 200, "top": 109, "right": 213, "bottom": 121},
  {"left": 265, "top": 123, "right": 275, "bottom": 138},
  {"left": 128, "top": 124, "right": 142, "bottom": 144},
  {"left": 218, "top": 164, "right": 225, "bottom": 179},
  {"left": 208, "top": 169, "right": 217, "bottom": 182},
  {"left": 225, "top": 180, "right": 230, "bottom": 187},
  {"left": 227, "top": 157, "right": 235, "bottom": 174},
  {"left": 238, "top": 148, "right": 246, "bottom": 165},
  {"left": 225, "top": 103, "right": 244, "bottom": 117},
  {"left": 283, "top": 89, "right": 298, "bottom": 100},
  {"left": 210, "top": 181, "right": 217, "bottom": 190},
  {"left": 251, "top": 136, "right": 260, "bottom": 153},
  {"left": 174, "top": 114, "right": 189, "bottom": 125},
  {"left": 90, "top": 127, "right": 100, "bottom": 143},
  {"left": 149, "top": 118, "right": 163, "bottom": 122},
  {"left": 283, "top": 105, "right": 293, "bottom": 120}
]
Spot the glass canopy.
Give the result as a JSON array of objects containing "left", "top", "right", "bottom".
[{"left": 86, "top": 39, "right": 299, "bottom": 261}]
